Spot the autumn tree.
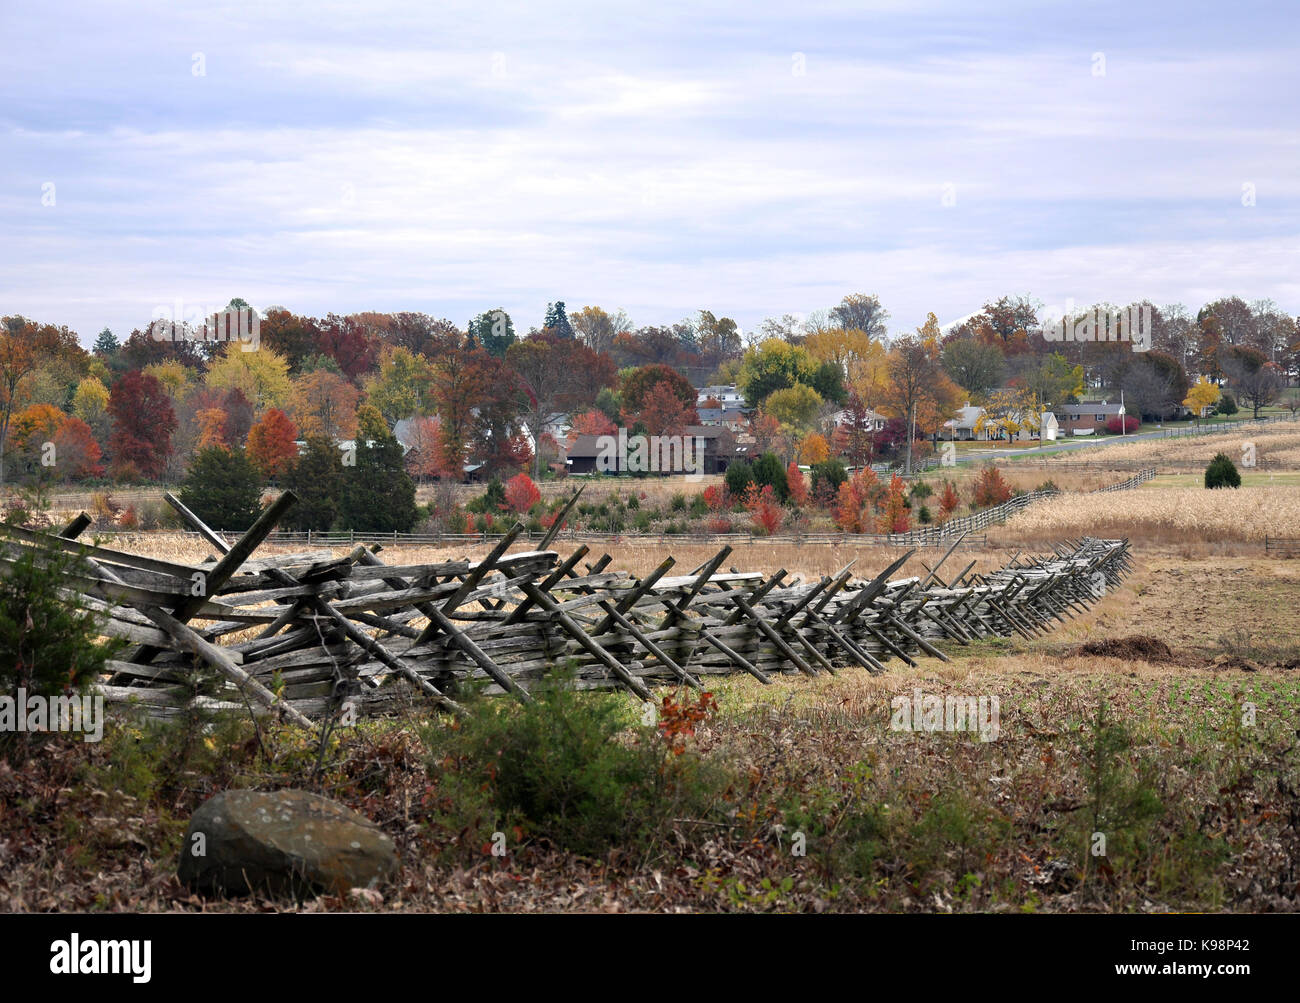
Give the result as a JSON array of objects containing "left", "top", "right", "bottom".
[
  {"left": 246, "top": 407, "right": 299, "bottom": 479},
  {"left": 885, "top": 315, "right": 962, "bottom": 473},
  {"left": 108, "top": 370, "right": 177, "bottom": 479},
  {"left": 504, "top": 473, "right": 541, "bottom": 514},
  {"left": 829, "top": 293, "right": 890, "bottom": 341},
  {"left": 365, "top": 346, "right": 434, "bottom": 425},
  {"left": 1220, "top": 345, "right": 1284, "bottom": 419},
  {"left": 0, "top": 322, "right": 37, "bottom": 486},
  {"left": 508, "top": 333, "right": 616, "bottom": 477},
  {"left": 631, "top": 381, "right": 697, "bottom": 436},
  {"left": 289, "top": 370, "right": 361, "bottom": 440},
  {"left": 1183, "top": 376, "right": 1221, "bottom": 423}
]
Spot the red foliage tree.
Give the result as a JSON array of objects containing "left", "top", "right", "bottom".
[
  {"left": 786, "top": 462, "right": 809, "bottom": 507},
  {"left": 503, "top": 473, "right": 541, "bottom": 514},
  {"left": 569, "top": 409, "right": 617, "bottom": 440},
  {"left": 744, "top": 483, "right": 784, "bottom": 535},
  {"left": 108, "top": 370, "right": 177, "bottom": 479},
  {"left": 629, "top": 381, "right": 698, "bottom": 436},
  {"left": 52, "top": 415, "right": 103, "bottom": 479},
  {"left": 972, "top": 465, "right": 1013, "bottom": 508},
  {"left": 936, "top": 480, "right": 961, "bottom": 521}
]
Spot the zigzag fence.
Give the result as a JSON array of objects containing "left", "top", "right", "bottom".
[{"left": 0, "top": 488, "right": 1134, "bottom": 725}]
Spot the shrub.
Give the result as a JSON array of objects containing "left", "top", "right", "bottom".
[
  {"left": 744, "top": 483, "right": 784, "bottom": 535},
  {"left": 422, "top": 672, "right": 727, "bottom": 858},
  {"left": 918, "top": 505, "right": 932, "bottom": 524},
  {"left": 909, "top": 481, "right": 933, "bottom": 500},
  {"left": 786, "top": 463, "right": 810, "bottom": 507},
  {"left": 810, "top": 459, "right": 848, "bottom": 499},
  {"left": 1215, "top": 393, "right": 1238, "bottom": 416},
  {"left": 1105, "top": 416, "right": 1140, "bottom": 434},
  {"left": 669, "top": 492, "right": 687, "bottom": 512},
  {"left": 750, "top": 452, "right": 789, "bottom": 502},
  {"left": 1204, "top": 452, "right": 1241, "bottom": 489},
  {"left": 466, "top": 477, "right": 507, "bottom": 514},
  {"left": 689, "top": 493, "right": 708, "bottom": 517},
  {"left": 503, "top": 473, "right": 541, "bottom": 514},
  {"left": 0, "top": 544, "right": 124, "bottom": 760},
  {"left": 972, "top": 465, "right": 1013, "bottom": 508},
  {"left": 724, "top": 460, "right": 755, "bottom": 497},
  {"left": 936, "top": 480, "right": 961, "bottom": 520}
]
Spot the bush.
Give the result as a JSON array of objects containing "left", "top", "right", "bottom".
[
  {"left": 810, "top": 459, "right": 848, "bottom": 499},
  {"left": 423, "top": 671, "right": 728, "bottom": 857},
  {"left": 503, "top": 473, "right": 541, "bottom": 515},
  {"left": 0, "top": 544, "right": 124, "bottom": 760},
  {"left": 689, "top": 493, "right": 708, "bottom": 517},
  {"left": 909, "top": 481, "right": 933, "bottom": 500},
  {"left": 669, "top": 492, "right": 687, "bottom": 512},
  {"left": 1205, "top": 453, "right": 1241, "bottom": 489},
  {"left": 466, "top": 477, "right": 507, "bottom": 514},
  {"left": 724, "top": 460, "right": 755, "bottom": 497},
  {"left": 1216, "top": 393, "right": 1238, "bottom": 416},
  {"left": 750, "top": 452, "right": 789, "bottom": 502},
  {"left": 972, "top": 465, "right": 1013, "bottom": 508},
  {"left": 1105, "top": 416, "right": 1140, "bottom": 434}
]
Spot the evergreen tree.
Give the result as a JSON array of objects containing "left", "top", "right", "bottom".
[
  {"left": 93, "top": 327, "right": 119, "bottom": 357},
  {"left": 469, "top": 308, "right": 517, "bottom": 358},
  {"left": 178, "top": 446, "right": 264, "bottom": 531},
  {"left": 338, "top": 406, "right": 419, "bottom": 532},
  {"left": 282, "top": 436, "right": 345, "bottom": 531},
  {"left": 543, "top": 301, "right": 574, "bottom": 339}
]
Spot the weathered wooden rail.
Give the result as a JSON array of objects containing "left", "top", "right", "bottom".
[{"left": 0, "top": 491, "right": 1133, "bottom": 726}]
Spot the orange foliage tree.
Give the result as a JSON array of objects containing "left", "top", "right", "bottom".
[
  {"left": 246, "top": 407, "right": 299, "bottom": 479},
  {"left": 833, "top": 468, "right": 881, "bottom": 533},
  {"left": 972, "top": 465, "right": 1013, "bottom": 508},
  {"left": 876, "top": 474, "right": 910, "bottom": 533}
]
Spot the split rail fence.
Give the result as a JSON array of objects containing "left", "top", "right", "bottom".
[{"left": 0, "top": 489, "right": 1133, "bottom": 727}]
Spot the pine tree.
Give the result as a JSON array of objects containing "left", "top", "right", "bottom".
[
  {"left": 282, "top": 436, "right": 345, "bottom": 531},
  {"left": 93, "top": 328, "right": 119, "bottom": 357},
  {"left": 178, "top": 446, "right": 264, "bottom": 531},
  {"left": 543, "top": 301, "right": 574, "bottom": 339},
  {"left": 338, "top": 407, "right": 419, "bottom": 532}
]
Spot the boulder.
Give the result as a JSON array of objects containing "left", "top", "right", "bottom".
[{"left": 178, "top": 789, "right": 398, "bottom": 897}]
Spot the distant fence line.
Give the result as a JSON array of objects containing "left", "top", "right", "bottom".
[
  {"left": 88, "top": 472, "right": 1156, "bottom": 551},
  {"left": 1265, "top": 537, "right": 1300, "bottom": 558},
  {"left": 1091, "top": 467, "right": 1157, "bottom": 493}
]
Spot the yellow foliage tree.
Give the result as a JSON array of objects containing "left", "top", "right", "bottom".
[
  {"left": 1183, "top": 376, "right": 1221, "bottom": 422},
  {"left": 206, "top": 348, "right": 292, "bottom": 410}
]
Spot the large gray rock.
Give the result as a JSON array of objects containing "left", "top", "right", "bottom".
[{"left": 178, "top": 789, "right": 398, "bottom": 897}]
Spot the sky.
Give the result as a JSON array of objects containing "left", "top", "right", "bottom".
[{"left": 1, "top": 0, "right": 1297, "bottom": 346}]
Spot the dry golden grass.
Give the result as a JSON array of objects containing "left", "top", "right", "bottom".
[
  {"left": 994, "top": 483, "right": 1300, "bottom": 546},
  {"left": 1037, "top": 421, "right": 1300, "bottom": 470}
]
